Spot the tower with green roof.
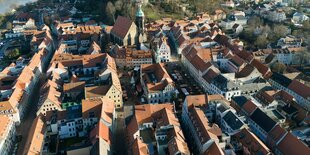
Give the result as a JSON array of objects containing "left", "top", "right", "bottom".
[{"left": 135, "top": 2, "right": 145, "bottom": 41}]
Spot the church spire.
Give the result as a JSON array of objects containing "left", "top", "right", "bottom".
[{"left": 135, "top": 2, "right": 145, "bottom": 38}]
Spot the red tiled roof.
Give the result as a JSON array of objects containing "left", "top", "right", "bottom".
[
  {"left": 203, "top": 68, "right": 220, "bottom": 83},
  {"left": 267, "top": 124, "right": 287, "bottom": 145},
  {"left": 111, "top": 16, "right": 133, "bottom": 39},
  {"left": 277, "top": 132, "right": 310, "bottom": 155},
  {"left": 250, "top": 59, "right": 270, "bottom": 77},
  {"left": 234, "top": 128, "right": 271, "bottom": 155},
  {"left": 288, "top": 80, "right": 310, "bottom": 99},
  {"left": 242, "top": 100, "right": 257, "bottom": 116},
  {"left": 132, "top": 139, "right": 149, "bottom": 155},
  {"left": 185, "top": 94, "right": 208, "bottom": 107},
  {"left": 90, "top": 121, "right": 111, "bottom": 145}
]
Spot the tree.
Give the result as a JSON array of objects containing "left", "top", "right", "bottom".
[
  {"left": 255, "top": 35, "right": 268, "bottom": 49},
  {"left": 6, "top": 22, "right": 12, "bottom": 30},
  {"left": 270, "top": 25, "right": 289, "bottom": 42},
  {"left": 106, "top": 1, "right": 116, "bottom": 24},
  {"left": 7, "top": 48, "right": 21, "bottom": 59},
  {"left": 192, "top": 0, "right": 222, "bottom": 13},
  {"left": 115, "top": 0, "right": 124, "bottom": 12},
  {"left": 295, "top": 50, "right": 310, "bottom": 67},
  {"left": 271, "top": 62, "right": 286, "bottom": 73},
  {"left": 262, "top": 25, "right": 271, "bottom": 35},
  {"left": 248, "top": 16, "right": 263, "bottom": 28},
  {"left": 43, "top": 15, "right": 52, "bottom": 26}
]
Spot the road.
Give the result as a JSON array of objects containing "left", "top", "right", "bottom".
[
  {"left": 16, "top": 76, "right": 45, "bottom": 155},
  {"left": 113, "top": 114, "right": 127, "bottom": 155},
  {"left": 15, "top": 25, "right": 56, "bottom": 154}
]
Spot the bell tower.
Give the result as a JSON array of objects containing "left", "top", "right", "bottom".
[{"left": 135, "top": 2, "right": 145, "bottom": 41}]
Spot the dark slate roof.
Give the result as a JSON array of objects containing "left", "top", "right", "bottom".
[
  {"left": 231, "top": 96, "right": 248, "bottom": 107},
  {"left": 281, "top": 104, "right": 298, "bottom": 115},
  {"left": 67, "top": 104, "right": 82, "bottom": 120},
  {"left": 212, "top": 74, "right": 238, "bottom": 91},
  {"left": 223, "top": 111, "right": 244, "bottom": 130},
  {"left": 270, "top": 72, "right": 292, "bottom": 87},
  {"left": 250, "top": 109, "right": 276, "bottom": 133},
  {"left": 217, "top": 104, "right": 229, "bottom": 113}
]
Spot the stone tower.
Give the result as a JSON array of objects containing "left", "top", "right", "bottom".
[{"left": 135, "top": 2, "right": 145, "bottom": 45}]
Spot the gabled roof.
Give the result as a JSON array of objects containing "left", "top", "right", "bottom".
[
  {"left": 229, "top": 55, "right": 245, "bottom": 67},
  {"left": 87, "top": 41, "right": 101, "bottom": 54},
  {"left": 235, "top": 64, "right": 255, "bottom": 78},
  {"left": 183, "top": 45, "right": 213, "bottom": 73},
  {"left": 23, "top": 115, "right": 46, "bottom": 155},
  {"left": 270, "top": 72, "right": 292, "bottom": 87},
  {"left": 267, "top": 124, "right": 287, "bottom": 144},
  {"left": 202, "top": 142, "right": 225, "bottom": 155},
  {"left": 242, "top": 100, "right": 257, "bottom": 116},
  {"left": 222, "top": 111, "right": 244, "bottom": 130},
  {"left": 0, "top": 101, "right": 16, "bottom": 115},
  {"left": 288, "top": 79, "right": 310, "bottom": 99},
  {"left": 63, "top": 81, "right": 85, "bottom": 93},
  {"left": 85, "top": 85, "right": 111, "bottom": 99},
  {"left": 233, "top": 128, "right": 271, "bottom": 155},
  {"left": 231, "top": 96, "right": 248, "bottom": 107},
  {"left": 189, "top": 107, "right": 219, "bottom": 144},
  {"left": 111, "top": 16, "right": 134, "bottom": 39},
  {"left": 277, "top": 132, "right": 310, "bottom": 155},
  {"left": 132, "top": 139, "right": 149, "bottom": 155},
  {"left": 250, "top": 59, "right": 270, "bottom": 77},
  {"left": 89, "top": 121, "right": 111, "bottom": 145},
  {"left": 141, "top": 63, "right": 174, "bottom": 92},
  {"left": 250, "top": 109, "right": 276, "bottom": 133},
  {"left": 203, "top": 68, "right": 220, "bottom": 83}
]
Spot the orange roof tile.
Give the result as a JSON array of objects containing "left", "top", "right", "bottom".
[
  {"left": 0, "top": 101, "right": 16, "bottom": 115},
  {"left": 185, "top": 94, "right": 208, "bottom": 107},
  {"left": 141, "top": 63, "right": 174, "bottom": 92},
  {"left": 132, "top": 139, "right": 149, "bottom": 155},
  {"left": 89, "top": 121, "right": 111, "bottom": 145},
  {"left": 202, "top": 142, "right": 225, "bottom": 155},
  {"left": 63, "top": 81, "right": 85, "bottom": 93},
  {"left": 0, "top": 116, "right": 11, "bottom": 139},
  {"left": 23, "top": 115, "right": 46, "bottom": 155},
  {"left": 85, "top": 85, "right": 111, "bottom": 99},
  {"left": 82, "top": 98, "right": 102, "bottom": 119}
]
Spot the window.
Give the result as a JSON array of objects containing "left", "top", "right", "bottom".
[{"left": 89, "top": 112, "right": 95, "bottom": 118}]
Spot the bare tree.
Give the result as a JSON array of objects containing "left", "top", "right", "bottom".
[{"left": 106, "top": 1, "right": 116, "bottom": 24}]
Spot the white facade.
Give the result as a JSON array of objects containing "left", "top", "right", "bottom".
[
  {"left": 154, "top": 40, "right": 171, "bottom": 63},
  {"left": 146, "top": 84, "right": 175, "bottom": 104},
  {"left": 292, "top": 12, "right": 309, "bottom": 23}
]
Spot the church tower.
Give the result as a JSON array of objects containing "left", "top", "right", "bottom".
[
  {"left": 135, "top": 2, "right": 144, "bottom": 35},
  {"left": 135, "top": 2, "right": 145, "bottom": 46}
]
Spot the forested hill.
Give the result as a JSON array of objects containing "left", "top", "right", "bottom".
[{"left": 0, "top": 0, "right": 36, "bottom": 14}]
